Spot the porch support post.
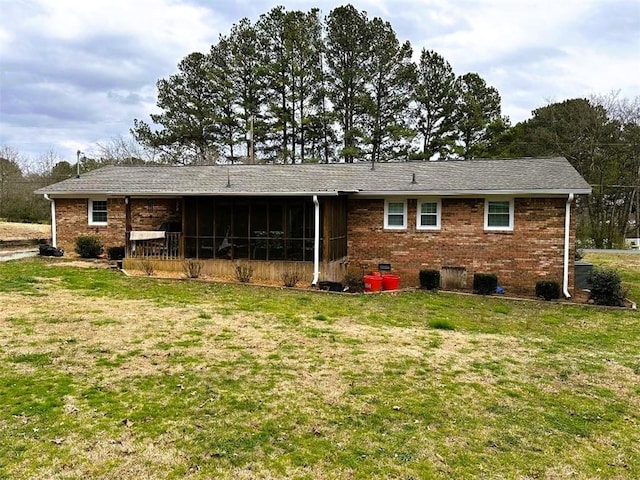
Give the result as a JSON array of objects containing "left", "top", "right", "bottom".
[
  {"left": 563, "top": 193, "right": 574, "bottom": 298},
  {"left": 313, "top": 195, "right": 320, "bottom": 285},
  {"left": 125, "top": 196, "right": 132, "bottom": 257}
]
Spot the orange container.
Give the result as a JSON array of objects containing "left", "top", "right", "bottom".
[
  {"left": 382, "top": 274, "right": 400, "bottom": 291},
  {"left": 364, "top": 274, "right": 383, "bottom": 292}
]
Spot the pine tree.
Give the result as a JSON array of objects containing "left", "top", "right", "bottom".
[
  {"left": 363, "top": 17, "right": 415, "bottom": 164},
  {"left": 453, "top": 73, "right": 502, "bottom": 159},
  {"left": 325, "top": 5, "right": 371, "bottom": 163},
  {"left": 413, "top": 49, "right": 458, "bottom": 159}
]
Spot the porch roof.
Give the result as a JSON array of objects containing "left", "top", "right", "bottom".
[{"left": 37, "top": 156, "right": 591, "bottom": 197}]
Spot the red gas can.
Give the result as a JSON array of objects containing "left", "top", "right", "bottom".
[{"left": 382, "top": 274, "right": 400, "bottom": 291}]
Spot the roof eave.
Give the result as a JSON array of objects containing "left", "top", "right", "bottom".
[
  {"left": 39, "top": 190, "right": 342, "bottom": 198},
  {"left": 354, "top": 188, "right": 592, "bottom": 196}
]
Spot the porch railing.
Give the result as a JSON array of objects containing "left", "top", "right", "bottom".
[{"left": 126, "top": 232, "right": 181, "bottom": 260}]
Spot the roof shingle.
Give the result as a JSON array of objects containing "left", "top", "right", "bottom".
[{"left": 36, "top": 157, "right": 591, "bottom": 197}]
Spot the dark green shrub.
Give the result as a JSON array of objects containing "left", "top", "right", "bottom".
[
  {"left": 75, "top": 235, "right": 103, "bottom": 258},
  {"left": 342, "top": 271, "right": 364, "bottom": 293},
  {"left": 419, "top": 269, "right": 440, "bottom": 290},
  {"left": 588, "top": 268, "right": 625, "bottom": 306},
  {"left": 107, "top": 246, "right": 125, "bottom": 260},
  {"left": 472, "top": 273, "right": 498, "bottom": 295},
  {"left": 535, "top": 280, "right": 561, "bottom": 301}
]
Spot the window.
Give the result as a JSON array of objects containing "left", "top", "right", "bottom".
[
  {"left": 384, "top": 199, "right": 407, "bottom": 229},
  {"left": 485, "top": 199, "right": 513, "bottom": 231},
  {"left": 89, "top": 199, "right": 108, "bottom": 225},
  {"left": 417, "top": 199, "right": 441, "bottom": 230}
]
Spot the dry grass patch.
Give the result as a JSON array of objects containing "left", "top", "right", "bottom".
[{"left": 0, "top": 221, "right": 50, "bottom": 241}]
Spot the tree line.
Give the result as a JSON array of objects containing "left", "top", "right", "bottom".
[
  {"left": 0, "top": 139, "right": 150, "bottom": 224},
  {"left": 132, "top": 5, "right": 504, "bottom": 165},
  {"left": 496, "top": 94, "right": 640, "bottom": 248}
]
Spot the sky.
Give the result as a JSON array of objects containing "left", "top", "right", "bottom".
[{"left": 1, "top": 0, "right": 639, "bottom": 164}]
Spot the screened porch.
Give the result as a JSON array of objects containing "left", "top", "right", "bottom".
[{"left": 124, "top": 195, "right": 348, "bottom": 281}]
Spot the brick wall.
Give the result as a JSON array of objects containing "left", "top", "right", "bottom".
[
  {"left": 347, "top": 197, "right": 576, "bottom": 295},
  {"left": 55, "top": 198, "right": 126, "bottom": 253},
  {"left": 54, "top": 197, "right": 181, "bottom": 254},
  {"left": 129, "top": 198, "right": 181, "bottom": 231},
  {"left": 54, "top": 194, "right": 576, "bottom": 295}
]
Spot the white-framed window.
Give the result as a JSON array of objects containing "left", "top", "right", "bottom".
[
  {"left": 417, "top": 198, "right": 441, "bottom": 230},
  {"left": 88, "top": 199, "right": 108, "bottom": 225},
  {"left": 384, "top": 199, "right": 407, "bottom": 229},
  {"left": 484, "top": 198, "right": 514, "bottom": 231}
]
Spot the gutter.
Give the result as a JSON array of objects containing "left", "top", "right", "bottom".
[
  {"left": 354, "top": 189, "right": 592, "bottom": 197},
  {"left": 312, "top": 195, "right": 320, "bottom": 286},
  {"left": 44, "top": 194, "right": 57, "bottom": 248},
  {"left": 38, "top": 191, "right": 342, "bottom": 198},
  {"left": 563, "top": 193, "right": 574, "bottom": 298}
]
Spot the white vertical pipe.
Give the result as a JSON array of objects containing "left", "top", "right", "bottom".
[
  {"left": 44, "top": 194, "right": 56, "bottom": 247},
  {"left": 313, "top": 195, "right": 320, "bottom": 285},
  {"left": 563, "top": 193, "right": 574, "bottom": 298}
]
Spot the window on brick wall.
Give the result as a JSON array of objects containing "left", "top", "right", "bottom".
[
  {"left": 384, "top": 199, "right": 407, "bottom": 229},
  {"left": 484, "top": 199, "right": 513, "bottom": 231},
  {"left": 89, "top": 199, "right": 108, "bottom": 225},
  {"left": 417, "top": 198, "right": 441, "bottom": 230}
]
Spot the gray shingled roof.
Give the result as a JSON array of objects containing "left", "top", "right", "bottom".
[{"left": 36, "top": 157, "right": 591, "bottom": 197}]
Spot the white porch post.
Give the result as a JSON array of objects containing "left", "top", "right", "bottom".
[{"left": 313, "top": 195, "right": 320, "bottom": 285}]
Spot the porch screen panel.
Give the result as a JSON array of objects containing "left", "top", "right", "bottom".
[
  {"left": 184, "top": 198, "right": 197, "bottom": 237},
  {"left": 198, "top": 199, "right": 214, "bottom": 236},
  {"left": 269, "top": 203, "right": 285, "bottom": 260},
  {"left": 287, "top": 204, "right": 304, "bottom": 261},
  {"left": 184, "top": 198, "right": 197, "bottom": 257},
  {"left": 251, "top": 203, "right": 268, "bottom": 260},
  {"left": 214, "top": 201, "right": 232, "bottom": 259},
  {"left": 198, "top": 198, "right": 214, "bottom": 258},
  {"left": 234, "top": 203, "right": 250, "bottom": 259}
]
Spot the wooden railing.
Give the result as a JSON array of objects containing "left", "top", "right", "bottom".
[{"left": 126, "top": 232, "right": 181, "bottom": 260}]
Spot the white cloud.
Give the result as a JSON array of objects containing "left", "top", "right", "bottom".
[
  {"left": 0, "top": 0, "right": 638, "bottom": 162},
  {"left": 0, "top": 0, "right": 225, "bottom": 160},
  {"left": 23, "top": 0, "right": 218, "bottom": 53}
]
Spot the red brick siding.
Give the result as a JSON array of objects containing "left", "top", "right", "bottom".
[
  {"left": 347, "top": 197, "right": 575, "bottom": 295},
  {"left": 55, "top": 198, "right": 126, "bottom": 253},
  {"left": 129, "top": 198, "right": 181, "bottom": 231},
  {"left": 54, "top": 197, "right": 180, "bottom": 254},
  {"left": 54, "top": 195, "right": 576, "bottom": 295}
]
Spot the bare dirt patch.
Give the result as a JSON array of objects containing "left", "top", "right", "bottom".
[
  {"left": 46, "top": 259, "right": 111, "bottom": 269},
  {"left": 0, "top": 221, "right": 50, "bottom": 241}
]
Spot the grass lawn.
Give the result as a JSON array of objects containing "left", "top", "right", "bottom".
[{"left": 0, "top": 258, "right": 638, "bottom": 479}]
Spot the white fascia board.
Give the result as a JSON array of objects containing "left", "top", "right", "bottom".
[
  {"left": 43, "top": 191, "right": 341, "bottom": 198},
  {"left": 354, "top": 188, "right": 591, "bottom": 197}
]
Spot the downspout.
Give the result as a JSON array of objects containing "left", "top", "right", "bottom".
[
  {"left": 44, "top": 194, "right": 57, "bottom": 248},
  {"left": 312, "top": 195, "right": 320, "bottom": 286},
  {"left": 563, "top": 193, "right": 574, "bottom": 298}
]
